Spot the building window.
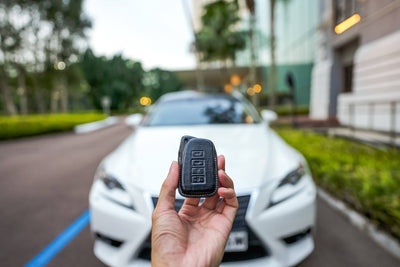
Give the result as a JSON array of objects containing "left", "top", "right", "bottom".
[
  {"left": 334, "top": 0, "right": 360, "bottom": 25},
  {"left": 343, "top": 64, "right": 353, "bottom": 93}
]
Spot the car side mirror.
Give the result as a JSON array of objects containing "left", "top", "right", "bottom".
[
  {"left": 261, "top": 110, "right": 277, "bottom": 123},
  {"left": 125, "top": 114, "right": 143, "bottom": 127}
]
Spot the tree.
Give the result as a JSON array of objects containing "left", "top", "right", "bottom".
[
  {"left": 246, "top": 0, "right": 259, "bottom": 107},
  {"left": 268, "top": 0, "right": 277, "bottom": 109},
  {"left": 143, "top": 68, "right": 182, "bottom": 102},
  {"left": 40, "top": 0, "right": 91, "bottom": 113},
  {"left": 0, "top": 0, "right": 91, "bottom": 115},
  {"left": 0, "top": 0, "right": 26, "bottom": 115},
  {"left": 195, "top": 0, "right": 246, "bottom": 66},
  {"left": 81, "top": 49, "right": 144, "bottom": 110}
]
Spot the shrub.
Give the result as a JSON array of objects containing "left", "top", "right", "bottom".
[
  {"left": 275, "top": 127, "right": 400, "bottom": 239},
  {"left": 0, "top": 113, "right": 107, "bottom": 140},
  {"left": 258, "top": 105, "right": 309, "bottom": 117}
]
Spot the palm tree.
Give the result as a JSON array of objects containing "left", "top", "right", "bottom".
[
  {"left": 195, "top": 0, "right": 247, "bottom": 88},
  {"left": 269, "top": 0, "right": 277, "bottom": 110},
  {"left": 246, "top": 0, "right": 259, "bottom": 107}
]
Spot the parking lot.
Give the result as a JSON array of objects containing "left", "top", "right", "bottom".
[{"left": 0, "top": 121, "right": 398, "bottom": 267}]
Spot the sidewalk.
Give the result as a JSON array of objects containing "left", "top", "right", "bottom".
[{"left": 74, "top": 116, "right": 118, "bottom": 134}]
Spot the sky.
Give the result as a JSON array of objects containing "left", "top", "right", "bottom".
[{"left": 84, "top": 0, "right": 196, "bottom": 71}]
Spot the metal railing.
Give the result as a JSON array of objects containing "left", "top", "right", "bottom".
[{"left": 345, "top": 100, "right": 399, "bottom": 146}]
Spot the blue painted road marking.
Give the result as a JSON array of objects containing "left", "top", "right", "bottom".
[{"left": 24, "top": 210, "right": 90, "bottom": 267}]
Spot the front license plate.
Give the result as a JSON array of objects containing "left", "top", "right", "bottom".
[{"left": 225, "top": 231, "right": 248, "bottom": 252}]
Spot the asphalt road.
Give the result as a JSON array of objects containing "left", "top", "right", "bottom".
[{"left": 0, "top": 121, "right": 399, "bottom": 267}]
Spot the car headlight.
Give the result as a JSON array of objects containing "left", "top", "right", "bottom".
[
  {"left": 95, "top": 167, "right": 125, "bottom": 190},
  {"left": 269, "top": 164, "right": 306, "bottom": 207},
  {"left": 94, "top": 166, "right": 134, "bottom": 210}
]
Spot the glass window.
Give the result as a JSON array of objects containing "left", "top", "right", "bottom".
[
  {"left": 145, "top": 96, "right": 261, "bottom": 126},
  {"left": 334, "top": 0, "right": 360, "bottom": 25}
]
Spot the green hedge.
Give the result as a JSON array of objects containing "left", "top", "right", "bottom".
[
  {"left": 275, "top": 127, "right": 400, "bottom": 239},
  {"left": 275, "top": 105, "right": 309, "bottom": 116},
  {"left": 0, "top": 113, "right": 107, "bottom": 140},
  {"left": 258, "top": 105, "right": 309, "bottom": 117}
]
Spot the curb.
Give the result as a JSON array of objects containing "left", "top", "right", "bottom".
[
  {"left": 74, "top": 117, "right": 118, "bottom": 134},
  {"left": 317, "top": 188, "right": 400, "bottom": 260}
]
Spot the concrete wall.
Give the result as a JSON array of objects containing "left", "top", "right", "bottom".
[
  {"left": 338, "top": 29, "right": 400, "bottom": 132},
  {"left": 360, "top": 0, "right": 400, "bottom": 44},
  {"left": 310, "top": 0, "right": 334, "bottom": 119},
  {"left": 311, "top": 0, "right": 400, "bottom": 132},
  {"left": 310, "top": 60, "right": 332, "bottom": 119}
]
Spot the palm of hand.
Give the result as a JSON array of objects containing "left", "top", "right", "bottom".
[
  {"left": 151, "top": 157, "right": 237, "bottom": 267},
  {"left": 155, "top": 201, "right": 234, "bottom": 266}
]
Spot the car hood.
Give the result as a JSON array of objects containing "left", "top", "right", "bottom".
[{"left": 103, "top": 124, "right": 302, "bottom": 194}]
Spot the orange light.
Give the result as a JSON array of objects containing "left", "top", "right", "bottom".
[
  {"left": 224, "top": 84, "right": 233, "bottom": 93},
  {"left": 247, "top": 87, "right": 255, "bottom": 96},
  {"left": 245, "top": 115, "right": 254, "bottom": 124},
  {"left": 334, "top": 14, "right": 361, "bottom": 34},
  {"left": 253, "top": 84, "right": 262, "bottom": 93},
  {"left": 230, "top": 75, "right": 241, "bottom": 86},
  {"left": 140, "top": 97, "right": 152, "bottom": 106}
]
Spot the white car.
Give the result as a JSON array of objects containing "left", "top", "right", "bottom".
[{"left": 89, "top": 91, "right": 316, "bottom": 266}]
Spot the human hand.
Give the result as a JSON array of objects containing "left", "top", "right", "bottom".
[{"left": 151, "top": 155, "right": 238, "bottom": 267}]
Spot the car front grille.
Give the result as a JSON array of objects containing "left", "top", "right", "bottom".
[{"left": 137, "top": 195, "right": 269, "bottom": 261}]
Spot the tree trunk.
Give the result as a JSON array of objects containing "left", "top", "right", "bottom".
[
  {"left": 60, "top": 74, "right": 68, "bottom": 113},
  {"left": 268, "top": 0, "right": 277, "bottom": 110},
  {"left": 32, "top": 76, "right": 47, "bottom": 113},
  {"left": 0, "top": 70, "right": 18, "bottom": 115},
  {"left": 195, "top": 50, "right": 206, "bottom": 92},
  {"left": 248, "top": 5, "right": 259, "bottom": 107},
  {"left": 51, "top": 73, "right": 68, "bottom": 113},
  {"left": 51, "top": 87, "right": 59, "bottom": 113},
  {"left": 34, "top": 87, "right": 47, "bottom": 113},
  {"left": 17, "top": 68, "right": 28, "bottom": 114}
]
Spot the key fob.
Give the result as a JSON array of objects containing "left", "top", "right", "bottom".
[{"left": 178, "top": 136, "right": 218, "bottom": 198}]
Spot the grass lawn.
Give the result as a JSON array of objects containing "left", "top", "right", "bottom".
[
  {"left": 0, "top": 113, "right": 107, "bottom": 140},
  {"left": 275, "top": 127, "right": 400, "bottom": 240}
]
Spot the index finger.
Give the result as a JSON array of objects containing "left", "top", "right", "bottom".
[
  {"left": 155, "top": 161, "right": 179, "bottom": 211},
  {"left": 218, "top": 155, "right": 225, "bottom": 171},
  {"left": 217, "top": 170, "right": 238, "bottom": 219}
]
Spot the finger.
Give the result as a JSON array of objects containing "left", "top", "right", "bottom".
[
  {"left": 218, "top": 187, "right": 237, "bottom": 208},
  {"left": 218, "top": 187, "right": 238, "bottom": 221},
  {"left": 179, "top": 197, "right": 201, "bottom": 217},
  {"left": 155, "top": 161, "right": 179, "bottom": 211},
  {"left": 197, "top": 156, "right": 225, "bottom": 210},
  {"left": 217, "top": 155, "right": 225, "bottom": 171},
  {"left": 183, "top": 197, "right": 200, "bottom": 207},
  {"left": 217, "top": 170, "right": 238, "bottom": 218},
  {"left": 207, "top": 169, "right": 233, "bottom": 212},
  {"left": 216, "top": 199, "right": 225, "bottom": 213},
  {"left": 218, "top": 169, "right": 234, "bottom": 189},
  {"left": 201, "top": 194, "right": 219, "bottom": 210}
]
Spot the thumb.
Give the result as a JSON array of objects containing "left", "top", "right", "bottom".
[{"left": 155, "top": 161, "right": 179, "bottom": 211}]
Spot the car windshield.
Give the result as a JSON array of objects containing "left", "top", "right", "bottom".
[{"left": 145, "top": 96, "right": 261, "bottom": 126}]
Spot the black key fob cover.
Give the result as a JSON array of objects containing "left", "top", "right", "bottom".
[{"left": 178, "top": 136, "right": 218, "bottom": 198}]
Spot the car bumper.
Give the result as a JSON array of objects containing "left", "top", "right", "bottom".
[{"left": 90, "top": 177, "right": 316, "bottom": 267}]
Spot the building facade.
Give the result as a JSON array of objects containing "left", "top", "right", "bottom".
[
  {"left": 310, "top": 0, "right": 400, "bottom": 133},
  {"left": 191, "top": 0, "right": 319, "bottom": 106}
]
